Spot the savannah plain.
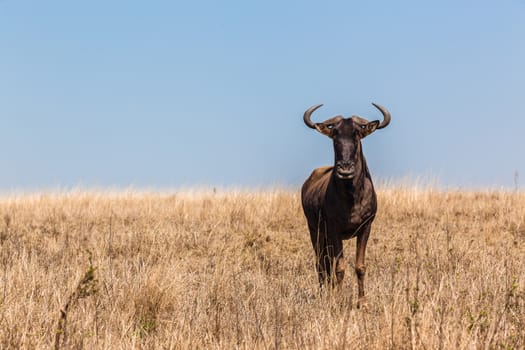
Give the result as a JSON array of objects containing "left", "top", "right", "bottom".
[{"left": 0, "top": 186, "right": 524, "bottom": 349}]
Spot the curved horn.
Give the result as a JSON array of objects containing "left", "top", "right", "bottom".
[
  {"left": 303, "top": 104, "right": 323, "bottom": 129},
  {"left": 372, "top": 102, "right": 391, "bottom": 129}
]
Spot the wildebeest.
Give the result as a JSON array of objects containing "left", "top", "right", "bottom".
[{"left": 301, "top": 102, "right": 391, "bottom": 307}]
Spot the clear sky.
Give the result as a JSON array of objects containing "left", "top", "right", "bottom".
[{"left": 1, "top": 0, "right": 524, "bottom": 190}]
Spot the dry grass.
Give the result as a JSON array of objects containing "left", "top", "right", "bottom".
[{"left": 0, "top": 187, "right": 524, "bottom": 349}]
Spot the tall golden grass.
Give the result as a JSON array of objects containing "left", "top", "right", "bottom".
[{"left": 0, "top": 187, "right": 524, "bottom": 349}]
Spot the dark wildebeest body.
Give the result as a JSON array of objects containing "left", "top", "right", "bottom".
[{"left": 301, "top": 103, "right": 391, "bottom": 307}]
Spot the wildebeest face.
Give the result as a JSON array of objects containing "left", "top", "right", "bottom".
[
  {"left": 328, "top": 118, "right": 379, "bottom": 180},
  {"left": 303, "top": 103, "right": 390, "bottom": 180}
]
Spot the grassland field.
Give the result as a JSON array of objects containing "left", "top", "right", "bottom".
[{"left": 0, "top": 186, "right": 524, "bottom": 349}]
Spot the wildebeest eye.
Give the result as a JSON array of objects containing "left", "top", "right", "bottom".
[
  {"left": 360, "top": 125, "right": 366, "bottom": 129},
  {"left": 327, "top": 124, "right": 334, "bottom": 129}
]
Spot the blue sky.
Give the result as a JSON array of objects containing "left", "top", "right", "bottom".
[{"left": 1, "top": 0, "right": 524, "bottom": 190}]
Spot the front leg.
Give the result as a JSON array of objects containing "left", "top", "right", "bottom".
[
  {"left": 311, "top": 229, "right": 344, "bottom": 288},
  {"left": 333, "top": 239, "right": 345, "bottom": 286},
  {"left": 320, "top": 237, "right": 344, "bottom": 288},
  {"left": 355, "top": 222, "right": 371, "bottom": 308}
]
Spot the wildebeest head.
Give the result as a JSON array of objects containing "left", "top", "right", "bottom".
[{"left": 303, "top": 103, "right": 391, "bottom": 180}]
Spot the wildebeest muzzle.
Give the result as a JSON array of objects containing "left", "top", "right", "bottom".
[{"left": 335, "top": 161, "right": 355, "bottom": 179}]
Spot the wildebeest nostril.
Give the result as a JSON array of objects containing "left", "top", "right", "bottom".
[{"left": 337, "top": 161, "right": 355, "bottom": 170}]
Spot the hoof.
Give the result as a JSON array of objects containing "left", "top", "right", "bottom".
[{"left": 357, "top": 297, "right": 368, "bottom": 310}]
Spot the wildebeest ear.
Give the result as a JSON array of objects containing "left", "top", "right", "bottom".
[
  {"left": 360, "top": 120, "right": 380, "bottom": 137},
  {"left": 314, "top": 123, "right": 333, "bottom": 137},
  {"left": 313, "top": 116, "right": 342, "bottom": 137}
]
